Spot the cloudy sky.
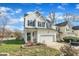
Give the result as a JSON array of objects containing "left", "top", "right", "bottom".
[{"left": 0, "top": 3, "right": 79, "bottom": 30}]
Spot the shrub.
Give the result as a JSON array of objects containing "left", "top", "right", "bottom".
[
  {"left": 63, "top": 36, "right": 79, "bottom": 43},
  {"left": 77, "top": 39, "right": 79, "bottom": 42}
]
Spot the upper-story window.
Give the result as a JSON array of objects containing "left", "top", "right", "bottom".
[
  {"left": 66, "top": 28, "right": 70, "bottom": 31},
  {"left": 38, "top": 22, "right": 45, "bottom": 27},
  {"left": 38, "top": 22, "right": 41, "bottom": 27},
  {"left": 28, "top": 20, "right": 35, "bottom": 26},
  {"left": 56, "top": 27, "right": 60, "bottom": 32}
]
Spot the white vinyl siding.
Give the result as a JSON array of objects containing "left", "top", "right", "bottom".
[
  {"left": 37, "top": 29, "right": 57, "bottom": 44},
  {"left": 40, "top": 35, "right": 56, "bottom": 44}
]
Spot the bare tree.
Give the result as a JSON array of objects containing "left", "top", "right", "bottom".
[
  {"left": 63, "top": 13, "right": 76, "bottom": 34},
  {"left": 0, "top": 12, "right": 9, "bottom": 45},
  {"left": 14, "top": 29, "right": 22, "bottom": 39},
  {"left": 49, "top": 11, "right": 56, "bottom": 25}
]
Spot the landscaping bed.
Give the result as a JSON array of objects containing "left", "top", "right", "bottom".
[{"left": 0, "top": 39, "right": 60, "bottom": 56}]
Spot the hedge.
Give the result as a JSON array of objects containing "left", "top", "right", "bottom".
[{"left": 63, "top": 36, "right": 79, "bottom": 43}]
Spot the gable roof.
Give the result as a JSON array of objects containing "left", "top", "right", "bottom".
[
  {"left": 26, "top": 11, "right": 47, "bottom": 22},
  {"left": 55, "top": 21, "right": 68, "bottom": 26},
  {"left": 72, "top": 26, "right": 79, "bottom": 30},
  {"left": 35, "top": 11, "right": 46, "bottom": 21}
]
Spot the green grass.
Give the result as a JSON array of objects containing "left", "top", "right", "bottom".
[
  {"left": 3, "top": 39, "right": 25, "bottom": 44},
  {"left": 0, "top": 39, "right": 60, "bottom": 56}
]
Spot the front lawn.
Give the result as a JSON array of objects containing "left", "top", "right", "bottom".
[{"left": 0, "top": 39, "right": 60, "bottom": 56}]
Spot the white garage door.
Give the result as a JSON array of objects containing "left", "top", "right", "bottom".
[{"left": 40, "top": 35, "right": 55, "bottom": 44}]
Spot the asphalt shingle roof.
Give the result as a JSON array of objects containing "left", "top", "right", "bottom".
[
  {"left": 55, "top": 21, "right": 68, "bottom": 26},
  {"left": 72, "top": 26, "right": 79, "bottom": 30}
]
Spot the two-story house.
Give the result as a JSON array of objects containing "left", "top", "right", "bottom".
[
  {"left": 24, "top": 11, "right": 57, "bottom": 45},
  {"left": 56, "top": 21, "right": 76, "bottom": 41}
]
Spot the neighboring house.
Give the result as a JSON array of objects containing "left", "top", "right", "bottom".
[
  {"left": 72, "top": 26, "right": 79, "bottom": 37},
  {"left": 55, "top": 21, "right": 76, "bottom": 41},
  {"left": 24, "top": 11, "right": 57, "bottom": 44}
]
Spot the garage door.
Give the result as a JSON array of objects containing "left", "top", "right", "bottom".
[{"left": 40, "top": 35, "right": 55, "bottom": 44}]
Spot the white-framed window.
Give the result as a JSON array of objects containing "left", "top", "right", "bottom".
[
  {"left": 28, "top": 20, "right": 35, "bottom": 26},
  {"left": 56, "top": 27, "right": 60, "bottom": 32},
  {"left": 38, "top": 22, "right": 41, "bottom": 27},
  {"left": 66, "top": 28, "right": 70, "bottom": 31},
  {"left": 38, "top": 22, "right": 45, "bottom": 27}
]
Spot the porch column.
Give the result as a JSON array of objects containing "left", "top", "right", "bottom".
[
  {"left": 31, "top": 32, "right": 33, "bottom": 42},
  {"left": 54, "top": 34, "right": 57, "bottom": 42},
  {"left": 45, "top": 23, "right": 46, "bottom": 28}
]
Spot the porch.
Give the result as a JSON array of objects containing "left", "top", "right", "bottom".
[{"left": 24, "top": 28, "right": 37, "bottom": 43}]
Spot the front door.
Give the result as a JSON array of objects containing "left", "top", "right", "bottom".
[{"left": 27, "top": 33, "right": 31, "bottom": 41}]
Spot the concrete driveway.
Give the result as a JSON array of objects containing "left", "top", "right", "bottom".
[{"left": 46, "top": 42, "right": 70, "bottom": 50}]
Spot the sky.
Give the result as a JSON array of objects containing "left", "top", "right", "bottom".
[{"left": 0, "top": 3, "right": 79, "bottom": 30}]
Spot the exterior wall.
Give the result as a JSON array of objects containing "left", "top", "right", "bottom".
[
  {"left": 56, "top": 26, "right": 67, "bottom": 40},
  {"left": 24, "top": 12, "right": 46, "bottom": 28},
  {"left": 63, "top": 25, "right": 76, "bottom": 37},
  {"left": 73, "top": 30, "right": 79, "bottom": 37},
  {"left": 24, "top": 28, "right": 57, "bottom": 44},
  {"left": 37, "top": 29, "right": 57, "bottom": 44},
  {"left": 59, "top": 26, "right": 66, "bottom": 33}
]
